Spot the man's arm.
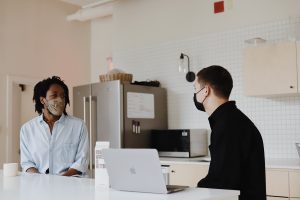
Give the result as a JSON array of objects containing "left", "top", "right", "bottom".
[
  {"left": 66, "top": 122, "right": 89, "bottom": 176},
  {"left": 198, "top": 129, "right": 241, "bottom": 189},
  {"left": 20, "top": 126, "right": 39, "bottom": 173},
  {"left": 26, "top": 167, "right": 39, "bottom": 173},
  {"left": 62, "top": 168, "right": 80, "bottom": 176}
]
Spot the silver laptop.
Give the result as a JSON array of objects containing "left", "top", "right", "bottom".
[{"left": 102, "top": 149, "right": 188, "bottom": 194}]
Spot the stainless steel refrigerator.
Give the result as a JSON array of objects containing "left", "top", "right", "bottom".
[{"left": 73, "top": 80, "right": 168, "bottom": 176}]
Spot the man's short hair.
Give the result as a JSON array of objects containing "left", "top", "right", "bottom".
[
  {"left": 33, "top": 76, "right": 70, "bottom": 115},
  {"left": 197, "top": 65, "right": 233, "bottom": 99}
]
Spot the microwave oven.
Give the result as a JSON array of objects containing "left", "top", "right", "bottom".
[{"left": 151, "top": 129, "right": 208, "bottom": 158}]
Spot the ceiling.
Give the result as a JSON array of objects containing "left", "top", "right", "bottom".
[{"left": 61, "top": 0, "right": 110, "bottom": 7}]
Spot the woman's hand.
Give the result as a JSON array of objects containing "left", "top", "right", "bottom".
[{"left": 26, "top": 167, "right": 39, "bottom": 173}]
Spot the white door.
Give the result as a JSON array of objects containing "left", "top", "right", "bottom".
[
  {"left": 10, "top": 84, "right": 37, "bottom": 163},
  {"left": 10, "top": 83, "right": 21, "bottom": 163}
]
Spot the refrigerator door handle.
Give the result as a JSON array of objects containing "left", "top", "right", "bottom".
[
  {"left": 89, "top": 95, "right": 93, "bottom": 172},
  {"left": 83, "top": 96, "right": 92, "bottom": 173},
  {"left": 83, "top": 96, "right": 87, "bottom": 124}
]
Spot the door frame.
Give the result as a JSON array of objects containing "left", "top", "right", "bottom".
[{"left": 6, "top": 75, "right": 42, "bottom": 162}]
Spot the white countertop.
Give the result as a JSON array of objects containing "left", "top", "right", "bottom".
[
  {"left": 0, "top": 171, "right": 239, "bottom": 200},
  {"left": 265, "top": 158, "right": 300, "bottom": 170},
  {"left": 160, "top": 157, "right": 300, "bottom": 170}
]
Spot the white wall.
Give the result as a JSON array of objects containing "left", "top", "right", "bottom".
[
  {"left": 113, "top": 17, "right": 300, "bottom": 158},
  {"left": 112, "top": 0, "right": 300, "bottom": 51},
  {"left": 91, "top": 16, "right": 113, "bottom": 82},
  {"left": 91, "top": 0, "right": 300, "bottom": 158},
  {"left": 0, "top": 0, "right": 91, "bottom": 166},
  {"left": 92, "top": 0, "right": 300, "bottom": 75}
]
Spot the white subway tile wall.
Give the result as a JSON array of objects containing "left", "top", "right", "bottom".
[{"left": 114, "top": 17, "right": 300, "bottom": 158}]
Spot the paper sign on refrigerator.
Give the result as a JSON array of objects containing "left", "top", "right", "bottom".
[{"left": 127, "top": 92, "right": 155, "bottom": 119}]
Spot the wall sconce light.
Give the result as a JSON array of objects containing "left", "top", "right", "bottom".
[{"left": 179, "top": 53, "right": 195, "bottom": 82}]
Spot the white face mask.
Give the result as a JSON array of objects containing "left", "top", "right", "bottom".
[{"left": 46, "top": 97, "right": 65, "bottom": 116}]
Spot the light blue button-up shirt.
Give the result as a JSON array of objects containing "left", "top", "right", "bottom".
[{"left": 20, "top": 114, "right": 89, "bottom": 175}]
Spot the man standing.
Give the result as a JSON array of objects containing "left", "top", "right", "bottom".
[
  {"left": 194, "top": 66, "right": 266, "bottom": 200},
  {"left": 20, "top": 76, "right": 89, "bottom": 176}
]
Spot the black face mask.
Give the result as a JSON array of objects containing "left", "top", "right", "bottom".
[{"left": 193, "top": 93, "right": 205, "bottom": 112}]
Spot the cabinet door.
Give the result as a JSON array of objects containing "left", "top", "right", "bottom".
[
  {"left": 267, "top": 197, "right": 289, "bottom": 200},
  {"left": 169, "top": 164, "right": 209, "bottom": 187},
  {"left": 266, "top": 169, "right": 289, "bottom": 197},
  {"left": 289, "top": 170, "right": 300, "bottom": 198},
  {"left": 243, "top": 41, "right": 297, "bottom": 96}
]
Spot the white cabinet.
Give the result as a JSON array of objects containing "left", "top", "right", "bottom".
[
  {"left": 168, "top": 164, "right": 209, "bottom": 187},
  {"left": 267, "top": 197, "right": 289, "bottom": 200},
  {"left": 289, "top": 171, "right": 300, "bottom": 198},
  {"left": 266, "top": 169, "right": 289, "bottom": 197},
  {"left": 162, "top": 160, "right": 299, "bottom": 200},
  {"left": 266, "top": 168, "right": 300, "bottom": 199},
  {"left": 243, "top": 41, "right": 298, "bottom": 96}
]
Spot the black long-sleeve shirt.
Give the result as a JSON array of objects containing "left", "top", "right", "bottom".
[{"left": 197, "top": 101, "right": 266, "bottom": 200}]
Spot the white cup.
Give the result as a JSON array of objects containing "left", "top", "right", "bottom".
[{"left": 3, "top": 163, "right": 19, "bottom": 177}]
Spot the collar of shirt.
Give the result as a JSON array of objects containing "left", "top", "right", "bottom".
[
  {"left": 208, "top": 101, "right": 236, "bottom": 129},
  {"left": 38, "top": 113, "right": 66, "bottom": 124}
]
